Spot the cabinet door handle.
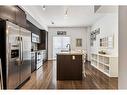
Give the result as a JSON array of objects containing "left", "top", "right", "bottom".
[{"left": 72, "top": 56, "right": 75, "bottom": 60}]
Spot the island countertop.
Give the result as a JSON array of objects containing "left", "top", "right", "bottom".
[{"left": 57, "top": 51, "right": 83, "bottom": 55}]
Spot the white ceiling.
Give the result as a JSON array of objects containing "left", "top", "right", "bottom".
[
  {"left": 21, "top": 6, "right": 116, "bottom": 28},
  {"left": 42, "top": 6, "right": 103, "bottom": 27}
]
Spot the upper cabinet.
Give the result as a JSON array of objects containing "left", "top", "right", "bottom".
[
  {"left": 26, "top": 20, "right": 40, "bottom": 36},
  {"left": 0, "top": 6, "right": 26, "bottom": 28},
  {"left": 15, "top": 7, "right": 26, "bottom": 27},
  {"left": 0, "top": 6, "right": 16, "bottom": 23},
  {"left": 38, "top": 30, "right": 48, "bottom": 50}
]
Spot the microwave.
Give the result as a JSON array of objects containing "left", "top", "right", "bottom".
[{"left": 32, "top": 33, "right": 40, "bottom": 43}]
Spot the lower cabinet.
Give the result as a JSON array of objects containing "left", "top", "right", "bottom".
[
  {"left": 91, "top": 53, "right": 118, "bottom": 77},
  {"left": 31, "top": 52, "right": 36, "bottom": 73},
  {"left": 57, "top": 54, "right": 82, "bottom": 80}
]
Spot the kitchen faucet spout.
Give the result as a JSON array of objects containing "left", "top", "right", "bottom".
[{"left": 66, "top": 44, "right": 71, "bottom": 51}]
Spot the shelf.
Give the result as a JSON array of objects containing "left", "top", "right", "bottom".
[
  {"left": 91, "top": 56, "right": 109, "bottom": 67},
  {"left": 104, "top": 65, "right": 109, "bottom": 74},
  {"left": 98, "top": 68, "right": 110, "bottom": 76},
  {"left": 91, "top": 53, "right": 118, "bottom": 77},
  {"left": 99, "top": 61, "right": 109, "bottom": 66},
  {"left": 99, "top": 63, "right": 104, "bottom": 70},
  {"left": 104, "top": 69, "right": 109, "bottom": 74},
  {"left": 91, "top": 62, "right": 97, "bottom": 67},
  {"left": 91, "top": 58, "right": 97, "bottom": 61},
  {"left": 91, "top": 63, "right": 98, "bottom": 69}
]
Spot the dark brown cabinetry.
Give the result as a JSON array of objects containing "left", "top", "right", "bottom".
[
  {"left": 0, "top": 6, "right": 16, "bottom": 23},
  {"left": 31, "top": 52, "right": 36, "bottom": 73},
  {"left": 38, "top": 30, "right": 48, "bottom": 61},
  {"left": 0, "top": 6, "right": 26, "bottom": 28},
  {"left": 27, "top": 20, "right": 48, "bottom": 62},
  {"left": 38, "top": 30, "right": 48, "bottom": 50},
  {"left": 26, "top": 20, "right": 40, "bottom": 36},
  {"left": 15, "top": 7, "right": 26, "bottom": 28},
  {"left": 57, "top": 54, "right": 82, "bottom": 80},
  {"left": 71, "top": 55, "right": 82, "bottom": 79}
]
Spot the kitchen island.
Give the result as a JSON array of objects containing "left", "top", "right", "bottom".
[{"left": 57, "top": 51, "right": 83, "bottom": 80}]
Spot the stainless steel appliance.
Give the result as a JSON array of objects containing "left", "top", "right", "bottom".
[
  {"left": 36, "top": 51, "right": 42, "bottom": 69},
  {"left": 32, "top": 33, "right": 40, "bottom": 43},
  {"left": 42, "top": 50, "right": 47, "bottom": 63},
  {"left": 31, "top": 52, "right": 36, "bottom": 72},
  {"left": 0, "top": 21, "right": 31, "bottom": 89},
  {"left": 0, "top": 58, "right": 3, "bottom": 89}
]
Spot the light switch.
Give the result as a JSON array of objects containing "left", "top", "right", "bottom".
[{"left": 72, "top": 56, "right": 75, "bottom": 60}]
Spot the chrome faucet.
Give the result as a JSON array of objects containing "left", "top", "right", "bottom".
[{"left": 66, "top": 44, "right": 71, "bottom": 51}]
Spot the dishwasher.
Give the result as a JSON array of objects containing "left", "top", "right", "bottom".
[
  {"left": 31, "top": 52, "right": 36, "bottom": 73},
  {"left": 36, "top": 51, "right": 43, "bottom": 70}
]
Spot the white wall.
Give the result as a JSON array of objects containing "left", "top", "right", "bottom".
[
  {"left": 86, "top": 26, "right": 91, "bottom": 61},
  {"left": 48, "top": 27, "right": 87, "bottom": 60},
  {"left": 90, "top": 13, "right": 118, "bottom": 57},
  {"left": 119, "top": 6, "right": 127, "bottom": 89}
]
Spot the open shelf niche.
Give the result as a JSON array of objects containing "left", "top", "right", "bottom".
[{"left": 91, "top": 53, "right": 118, "bottom": 77}]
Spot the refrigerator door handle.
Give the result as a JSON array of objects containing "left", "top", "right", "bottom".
[
  {"left": 17, "top": 36, "right": 21, "bottom": 65},
  {"left": 0, "top": 58, "right": 3, "bottom": 89},
  {"left": 21, "top": 37, "right": 23, "bottom": 64},
  {"left": 19, "top": 37, "right": 22, "bottom": 65}
]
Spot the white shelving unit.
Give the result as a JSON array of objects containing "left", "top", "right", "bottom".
[{"left": 91, "top": 53, "right": 118, "bottom": 77}]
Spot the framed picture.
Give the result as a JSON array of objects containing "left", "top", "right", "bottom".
[
  {"left": 57, "top": 31, "right": 66, "bottom": 35},
  {"left": 108, "top": 36, "right": 114, "bottom": 48},
  {"left": 76, "top": 39, "right": 82, "bottom": 47},
  {"left": 99, "top": 35, "right": 114, "bottom": 49}
]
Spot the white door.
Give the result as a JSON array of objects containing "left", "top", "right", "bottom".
[{"left": 53, "top": 36, "right": 70, "bottom": 59}]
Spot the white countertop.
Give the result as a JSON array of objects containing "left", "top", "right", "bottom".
[
  {"left": 57, "top": 51, "right": 83, "bottom": 55},
  {"left": 31, "top": 49, "right": 47, "bottom": 52},
  {"left": 92, "top": 53, "right": 118, "bottom": 57}
]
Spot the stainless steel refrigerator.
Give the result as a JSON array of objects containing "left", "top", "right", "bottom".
[
  {"left": 0, "top": 58, "right": 3, "bottom": 89},
  {"left": 0, "top": 21, "right": 31, "bottom": 89}
]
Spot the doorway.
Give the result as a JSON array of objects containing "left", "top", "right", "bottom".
[{"left": 53, "top": 36, "right": 71, "bottom": 59}]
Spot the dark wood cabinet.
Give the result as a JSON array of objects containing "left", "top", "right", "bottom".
[
  {"left": 57, "top": 54, "right": 82, "bottom": 80},
  {"left": 38, "top": 30, "right": 48, "bottom": 61},
  {"left": 26, "top": 20, "right": 48, "bottom": 62},
  {"left": 57, "top": 55, "right": 72, "bottom": 80},
  {"left": 26, "top": 20, "right": 40, "bottom": 36},
  {"left": 38, "top": 30, "right": 48, "bottom": 50},
  {"left": 0, "top": 6, "right": 16, "bottom": 23},
  {"left": 31, "top": 52, "right": 36, "bottom": 73},
  {"left": 15, "top": 7, "right": 26, "bottom": 28},
  {"left": 0, "top": 6, "right": 26, "bottom": 28},
  {"left": 71, "top": 55, "right": 82, "bottom": 79}
]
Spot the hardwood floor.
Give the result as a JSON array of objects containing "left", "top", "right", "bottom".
[{"left": 21, "top": 61, "right": 118, "bottom": 89}]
